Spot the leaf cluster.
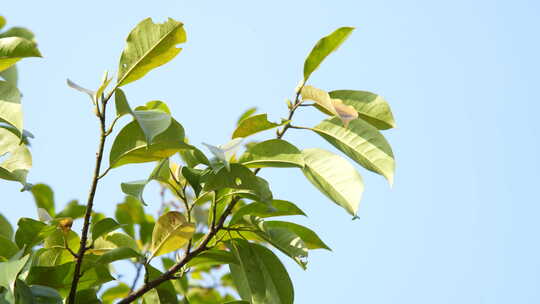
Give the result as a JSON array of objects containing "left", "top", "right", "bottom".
[{"left": 0, "top": 16, "right": 396, "bottom": 304}]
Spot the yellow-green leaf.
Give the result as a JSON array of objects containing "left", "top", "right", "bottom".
[
  {"left": 0, "top": 128, "right": 31, "bottom": 187},
  {"left": 109, "top": 119, "right": 191, "bottom": 168},
  {"left": 232, "top": 114, "right": 286, "bottom": 139},
  {"left": 312, "top": 117, "right": 395, "bottom": 185},
  {"left": 0, "top": 80, "right": 22, "bottom": 134},
  {"left": 303, "top": 27, "right": 354, "bottom": 82},
  {"left": 239, "top": 139, "right": 304, "bottom": 168},
  {"left": 117, "top": 18, "right": 186, "bottom": 87},
  {"left": 150, "top": 211, "right": 195, "bottom": 259},
  {"left": 0, "top": 37, "right": 41, "bottom": 72},
  {"left": 302, "top": 148, "right": 363, "bottom": 216},
  {"left": 329, "top": 90, "right": 395, "bottom": 129}
]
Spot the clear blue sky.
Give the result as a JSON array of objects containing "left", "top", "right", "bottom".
[{"left": 2, "top": 0, "right": 540, "bottom": 303}]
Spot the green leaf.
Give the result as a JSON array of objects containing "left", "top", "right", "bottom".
[
  {"left": 14, "top": 279, "right": 33, "bottom": 304},
  {"left": 0, "top": 128, "right": 32, "bottom": 187},
  {"left": 0, "top": 254, "right": 29, "bottom": 297},
  {"left": 33, "top": 247, "right": 74, "bottom": 266},
  {"left": 114, "top": 88, "right": 131, "bottom": 117},
  {"left": 232, "top": 114, "right": 286, "bottom": 139},
  {"left": 91, "top": 232, "right": 138, "bottom": 254},
  {"left": 230, "top": 200, "right": 305, "bottom": 224},
  {"left": 95, "top": 247, "right": 140, "bottom": 265},
  {"left": 150, "top": 211, "right": 195, "bottom": 259},
  {"left": 301, "top": 85, "right": 358, "bottom": 127},
  {"left": 181, "top": 167, "right": 205, "bottom": 197},
  {"left": 25, "top": 262, "right": 73, "bottom": 290},
  {"left": 239, "top": 139, "right": 304, "bottom": 168},
  {"left": 109, "top": 118, "right": 191, "bottom": 168},
  {"left": 303, "top": 27, "right": 354, "bottom": 82},
  {"left": 143, "top": 265, "right": 179, "bottom": 303},
  {"left": 0, "top": 37, "right": 41, "bottom": 72},
  {"left": 102, "top": 283, "right": 130, "bottom": 304},
  {"left": 133, "top": 105, "right": 172, "bottom": 144},
  {"left": 228, "top": 239, "right": 294, "bottom": 304},
  {"left": 0, "top": 213, "right": 13, "bottom": 240},
  {"left": 179, "top": 145, "right": 210, "bottom": 168},
  {"left": 301, "top": 148, "right": 363, "bottom": 215},
  {"left": 0, "top": 64, "right": 17, "bottom": 86},
  {"left": 29, "top": 285, "right": 62, "bottom": 304},
  {"left": 264, "top": 221, "right": 330, "bottom": 250},
  {"left": 0, "top": 236, "right": 18, "bottom": 259},
  {"left": 120, "top": 180, "right": 147, "bottom": 205},
  {"left": 121, "top": 158, "right": 174, "bottom": 205},
  {"left": 204, "top": 164, "right": 273, "bottom": 202},
  {"left": 96, "top": 70, "right": 112, "bottom": 98},
  {"left": 0, "top": 17, "right": 5, "bottom": 30},
  {"left": 55, "top": 200, "right": 85, "bottom": 219},
  {"left": 30, "top": 184, "right": 55, "bottom": 217},
  {"left": 74, "top": 289, "right": 100, "bottom": 304},
  {"left": 44, "top": 230, "right": 80, "bottom": 259},
  {"left": 186, "top": 250, "right": 238, "bottom": 268},
  {"left": 15, "top": 218, "right": 55, "bottom": 250},
  {"left": 329, "top": 90, "right": 395, "bottom": 129},
  {"left": 312, "top": 117, "right": 395, "bottom": 185},
  {"left": 241, "top": 216, "right": 308, "bottom": 269},
  {"left": 91, "top": 218, "right": 122, "bottom": 241},
  {"left": 115, "top": 196, "right": 145, "bottom": 237},
  {"left": 118, "top": 17, "right": 186, "bottom": 87},
  {"left": 0, "top": 27, "right": 35, "bottom": 41},
  {"left": 27, "top": 263, "right": 113, "bottom": 293},
  {"left": 237, "top": 107, "right": 257, "bottom": 125},
  {"left": 0, "top": 80, "right": 22, "bottom": 134},
  {"left": 113, "top": 89, "right": 173, "bottom": 144}
]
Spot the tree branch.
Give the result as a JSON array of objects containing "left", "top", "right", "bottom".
[
  {"left": 67, "top": 92, "right": 113, "bottom": 304},
  {"left": 118, "top": 86, "right": 304, "bottom": 303}
]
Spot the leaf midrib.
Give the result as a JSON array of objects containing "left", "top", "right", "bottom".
[{"left": 118, "top": 21, "right": 182, "bottom": 86}]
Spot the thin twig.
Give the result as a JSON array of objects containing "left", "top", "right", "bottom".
[
  {"left": 67, "top": 91, "right": 114, "bottom": 304},
  {"left": 64, "top": 238, "right": 78, "bottom": 258},
  {"left": 130, "top": 262, "right": 144, "bottom": 293}
]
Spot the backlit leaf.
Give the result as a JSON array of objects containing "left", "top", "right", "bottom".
[
  {"left": 303, "top": 27, "right": 354, "bottom": 81},
  {"left": 204, "top": 164, "right": 273, "bottom": 202},
  {"left": 91, "top": 218, "right": 122, "bottom": 241},
  {"left": 0, "top": 254, "right": 29, "bottom": 297},
  {"left": 0, "top": 80, "right": 22, "bottom": 134},
  {"left": 230, "top": 200, "right": 305, "bottom": 224},
  {"left": 302, "top": 148, "right": 363, "bottom": 216},
  {"left": 0, "top": 213, "right": 13, "bottom": 240},
  {"left": 102, "top": 283, "right": 130, "bottom": 304},
  {"left": 0, "top": 37, "right": 41, "bottom": 72},
  {"left": 109, "top": 119, "right": 191, "bottom": 168},
  {"left": 118, "top": 18, "right": 186, "bottom": 87},
  {"left": 150, "top": 211, "right": 195, "bottom": 259},
  {"left": 264, "top": 221, "right": 330, "bottom": 250},
  {"left": 0, "top": 129, "right": 31, "bottom": 187},
  {"left": 237, "top": 107, "right": 257, "bottom": 125},
  {"left": 312, "top": 117, "right": 395, "bottom": 184},
  {"left": 232, "top": 114, "right": 286, "bottom": 139},
  {"left": 30, "top": 184, "right": 55, "bottom": 217},
  {"left": 239, "top": 139, "right": 304, "bottom": 168},
  {"left": 329, "top": 90, "right": 395, "bottom": 129}
]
